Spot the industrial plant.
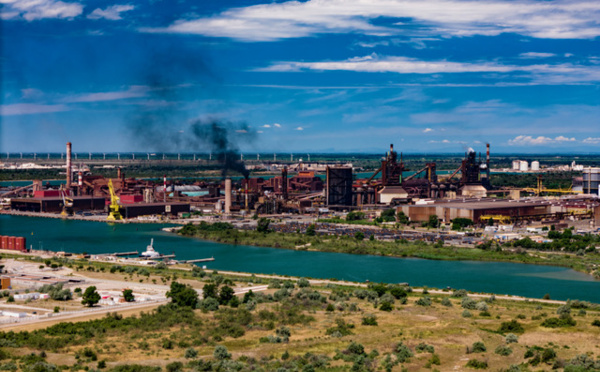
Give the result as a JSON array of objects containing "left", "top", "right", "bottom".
[{"left": 1, "top": 142, "right": 599, "bottom": 235}]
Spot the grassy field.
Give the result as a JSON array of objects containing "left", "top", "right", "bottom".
[
  {"left": 2, "top": 261, "right": 600, "bottom": 372},
  {"left": 178, "top": 225, "right": 600, "bottom": 277}
]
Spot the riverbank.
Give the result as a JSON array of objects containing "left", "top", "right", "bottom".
[{"left": 177, "top": 223, "right": 600, "bottom": 278}]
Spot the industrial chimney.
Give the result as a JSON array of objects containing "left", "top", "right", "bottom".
[
  {"left": 486, "top": 143, "right": 491, "bottom": 178},
  {"left": 66, "top": 142, "right": 72, "bottom": 190},
  {"left": 224, "top": 178, "right": 232, "bottom": 214}
]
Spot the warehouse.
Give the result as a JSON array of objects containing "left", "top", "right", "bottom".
[{"left": 399, "top": 199, "right": 552, "bottom": 223}]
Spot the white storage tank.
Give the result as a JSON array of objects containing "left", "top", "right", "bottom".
[
  {"left": 519, "top": 160, "right": 528, "bottom": 171},
  {"left": 512, "top": 160, "right": 521, "bottom": 170},
  {"left": 531, "top": 161, "right": 540, "bottom": 171}
]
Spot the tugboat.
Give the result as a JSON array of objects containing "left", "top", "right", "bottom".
[{"left": 140, "top": 239, "right": 161, "bottom": 258}]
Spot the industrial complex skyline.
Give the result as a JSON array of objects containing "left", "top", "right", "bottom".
[{"left": 2, "top": 0, "right": 600, "bottom": 153}]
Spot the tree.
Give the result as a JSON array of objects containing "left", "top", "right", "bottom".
[
  {"left": 305, "top": 224, "right": 316, "bottom": 236},
  {"left": 427, "top": 215, "right": 440, "bottom": 228},
  {"left": 202, "top": 283, "right": 218, "bottom": 299},
  {"left": 257, "top": 218, "right": 271, "bottom": 233},
  {"left": 167, "top": 281, "right": 199, "bottom": 308},
  {"left": 380, "top": 208, "right": 396, "bottom": 222},
  {"left": 354, "top": 231, "right": 365, "bottom": 241},
  {"left": 123, "top": 289, "right": 135, "bottom": 302},
  {"left": 213, "top": 345, "right": 231, "bottom": 360},
  {"left": 218, "top": 285, "right": 235, "bottom": 305},
  {"left": 81, "top": 286, "right": 100, "bottom": 307}
]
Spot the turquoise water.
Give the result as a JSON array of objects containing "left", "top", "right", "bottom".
[{"left": 1, "top": 214, "right": 599, "bottom": 302}]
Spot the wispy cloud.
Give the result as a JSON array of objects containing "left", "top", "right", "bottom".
[
  {"left": 273, "top": 123, "right": 282, "bottom": 128},
  {"left": 1, "top": 0, "right": 83, "bottom": 21},
  {"left": 257, "top": 54, "right": 600, "bottom": 84},
  {"left": 583, "top": 137, "right": 600, "bottom": 144},
  {"left": 87, "top": 4, "right": 135, "bottom": 21},
  {"left": 0, "top": 103, "right": 70, "bottom": 116},
  {"left": 62, "top": 86, "right": 149, "bottom": 103},
  {"left": 141, "top": 0, "right": 600, "bottom": 41},
  {"left": 508, "top": 135, "right": 576, "bottom": 146},
  {"left": 295, "top": 126, "right": 304, "bottom": 131},
  {"left": 423, "top": 128, "right": 434, "bottom": 133},
  {"left": 519, "top": 52, "right": 557, "bottom": 59}
]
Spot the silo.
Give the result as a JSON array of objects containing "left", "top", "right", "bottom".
[
  {"left": 519, "top": 161, "right": 528, "bottom": 171},
  {"left": 531, "top": 161, "right": 540, "bottom": 171}
]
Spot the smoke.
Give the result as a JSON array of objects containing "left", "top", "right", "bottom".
[
  {"left": 189, "top": 119, "right": 255, "bottom": 178},
  {"left": 124, "top": 41, "right": 255, "bottom": 178}
]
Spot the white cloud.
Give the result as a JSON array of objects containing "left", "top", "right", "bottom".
[
  {"left": 257, "top": 54, "right": 600, "bottom": 84},
  {"left": 273, "top": 123, "right": 282, "bottom": 128},
  {"left": 261, "top": 124, "right": 271, "bottom": 128},
  {"left": 519, "top": 52, "right": 556, "bottom": 59},
  {"left": 508, "top": 135, "right": 576, "bottom": 146},
  {"left": 423, "top": 128, "right": 433, "bottom": 133},
  {"left": 583, "top": 137, "right": 600, "bottom": 144},
  {"left": 63, "top": 86, "right": 149, "bottom": 103},
  {"left": 142, "top": 0, "right": 600, "bottom": 41},
  {"left": 87, "top": 4, "right": 135, "bottom": 21},
  {"left": 1, "top": 0, "right": 83, "bottom": 21},
  {"left": 0, "top": 103, "right": 70, "bottom": 116},
  {"left": 295, "top": 126, "right": 304, "bottom": 131}
]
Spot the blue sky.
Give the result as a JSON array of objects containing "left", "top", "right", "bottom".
[{"left": 1, "top": 0, "right": 600, "bottom": 154}]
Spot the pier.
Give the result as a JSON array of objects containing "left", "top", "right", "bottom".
[
  {"left": 181, "top": 257, "right": 215, "bottom": 264},
  {"left": 96, "top": 251, "right": 139, "bottom": 257}
]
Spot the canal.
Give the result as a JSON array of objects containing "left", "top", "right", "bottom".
[{"left": 1, "top": 214, "right": 598, "bottom": 302}]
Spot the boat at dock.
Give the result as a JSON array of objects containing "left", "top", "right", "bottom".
[{"left": 140, "top": 239, "right": 161, "bottom": 258}]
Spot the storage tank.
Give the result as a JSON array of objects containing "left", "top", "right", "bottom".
[
  {"left": 531, "top": 161, "right": 540, "bottom": 171},
  {"left": 7, "top": 237, "right": 15, "bottom": 250},
  {"left": 519, "top": 160, "right": 528, "bottom": 171},
  {"left": 0, "top": 236, "right": 7, "bottom": 250},
  {"left": 512, "top": 160, "right": 520, "bottom": 170},
  {"left": 15, "top": 237, "right": 25, "bottom": 252}
]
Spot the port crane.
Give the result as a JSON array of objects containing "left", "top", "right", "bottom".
[
  {"left": 107, "top": 179, "right": 123, "bottom": 220},
  {"left": 59, "top": 187, "right": 73, "bottom": 216}
]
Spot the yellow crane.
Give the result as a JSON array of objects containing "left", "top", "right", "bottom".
[
  {"left": 480, "top": 215, "right": 512, "bottom": 224},
  {"left": 60, "top": 187, "right": 73, "bottom": 216},
  {"left": 522, "top": 175, "right": 580, "bottom": 196},
  {"left": 107, "top": 179, "right": 123, "bottom": 220}
]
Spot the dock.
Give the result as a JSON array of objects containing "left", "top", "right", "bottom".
[
  {"left": 182, "top": 257, "right": 215, "bottom": 264},
  {"left": 146, "top": 254, "right": 176, "bottom": 260},
  {"left": 96, "top": 251, "right": 139, "bottom": 257}
]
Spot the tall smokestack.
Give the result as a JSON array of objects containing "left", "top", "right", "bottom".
[
  {"left": 66, "top": 142, "right": 72, "bottom": 190},
  {"left": 486, "top": 143, "right": 490, "bottom": 178},
  {"left": 78, "top": 171, "right": 82, "bottom": 189},
  {"left": 163, "top": 175, "right": 167, "bottom": 203},
  {"left": 224, "top": 178, "right": 232, "bottom": 214},
  {"left": 282, "top": 167, "right": 288, "bottom": 201}
]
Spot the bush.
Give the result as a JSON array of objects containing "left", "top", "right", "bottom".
[
  {"left": 475, "top": 302, "right": 488, "bottom": 312},
  {"left": 470, "top": 342, "right": 487, "bottom": 353},
  {"left": 200, "top": 297, "right": 219, "bottom": 311},
  {"left": 362, "top": 314, "right": 378, "bottom": 326},
  {"left": 462, "top": 310, "right": 472, "bottom": 318},
  {"left": 495, "top": 345, "right": 512, "bottom": 356},
  {"left": 297, "top": 278, "right": 310, "bottom": 288},
  {"left": 415, "top": 343, "right": 435, "bottom": 354},
  {"left": 416, "top": 297, "right": 432, "bottom": 307},
  {"left": 167, "top": 282, "right": 199, "bottom": 308},
  {"left": 394, "top": 342, "right": 413, "bottom": 363},
  {"left": 592, "top": 319, "right": 600, "bottom": 327},
  {"left": 452, "top": 289, "right": 468, "bottom": 298},
  {"left": 184, "top": 348, "right": 198, "bottom": 359},
  {"left": 379, "top": 302, "right": 393, "bottom": 312},
  {"left": 461, "top": 297, "right": 477, "bottom": 310},
  {"left": 498, "top": 320, "right": 524, "bottom": 334},
  {"left": 466, "top": 359, "right": 488, "bottom": 369},
  {"left": 441, "top": 297, "right": 452, "bottom": 307},
  {"left": 213, "top": 345, "right": 231, "bottom": 360},
  {"left": 505, "top": 333, "right": 519, "bottom": 344},
  {"left": 541, "top": 316, "right": 576, "bottom": 328},
  {"left": 165, "top": 362, "right": 183, "bottom": 372}
]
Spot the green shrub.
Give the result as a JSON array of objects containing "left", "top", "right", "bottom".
[
  {"left": 416, "top": 297, "right": 432, "bottom": 307},
  {"left": 541, "top": 316, "right": 576, "bottom": 328},
  {"left": 495, "top": 345, "right": 512, "bottom": 356},
  {"left": 361, "top": 314, "right": 378, "bottom": 326},
  {"left": 466, "top": 359, "right": 488, "bottom": 369},
  {"left": 415, "top": 343, "right": 435, "bottom": 354},
  {"left": 441, "top": 297, "right": 452, "bottom": 307},
  {"left": 498, "top": 320, "right": 524, "bottom": 334},
  {"left": 505, "top": 333, "right": 519, "bottom": 344},
  {"left": 470, "top": 342, "right": 487, "bottom": 353}
]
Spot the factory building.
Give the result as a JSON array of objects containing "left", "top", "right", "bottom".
[
  {"left": 10, "top": 196, "right": 106, "bottom": 213},
  {"left": 400, "top": 199, "right": 553, "bottom": 224}
]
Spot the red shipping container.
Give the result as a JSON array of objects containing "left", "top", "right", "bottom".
[
  {"left": 34, "top": 190, "right": 70, "bottom": 198},
  {"left": 120, "top": 194, "right": 143, "bottom": 204},
  {"left": 7, "top": 237, "right": 15, "bottom": 250},
  {"left": 0, "top": 236, "right": 7, "bottom": 250},
  {"left": 15, "top": 237, "right": 25, "bottom": 251}
]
